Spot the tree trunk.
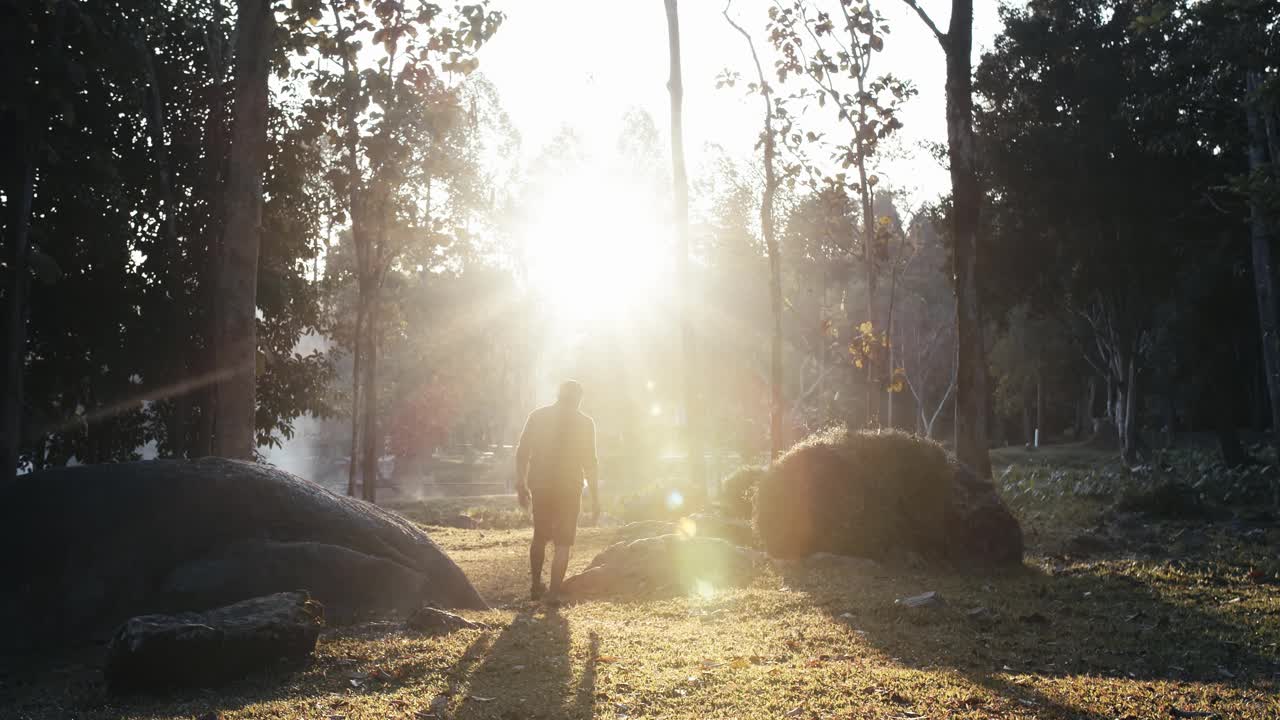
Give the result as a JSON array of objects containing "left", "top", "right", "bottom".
[
  {"left": 1021, "top": 391, "right": 1032, "bottom": 447},
  {"left": 1081, "top": 376, "right": 1096, "bottom": 437},
  {"left": 211, "top": 0, "right": 274, "bottom": 460},
  {"left": 1119, "top": 353, "right": 1141, "bottom": 465},
  {"left": 347, "top": 296, "right": 365, "bottom": 497},
  {"left": 1246, "top": 69, "right": 1280, "bottom": 447},
  {"left": 944, "top": 0, "right": 991, "bottom": 477},
  {"left": 664, "top": 0, "right": 704, "bottom": 492},
  {"left": 2, "top": 128, "right": 34, "bottom": 485},
  {"left": 724, "top": 4, "right": 783, "bottom": 460},
  {"left": 360, "top": 300, "right": 379, "bottom": 504},
  {"left": 1034, "top": 367, "right": 1042, "bottom": 447}
]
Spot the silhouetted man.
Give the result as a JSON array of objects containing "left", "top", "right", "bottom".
[{"left": 515, "top": 380, "right": 599, "bottom": 604}]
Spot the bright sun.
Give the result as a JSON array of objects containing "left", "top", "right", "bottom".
[{"left": 520, "top": 172, "right": 672, "bottom": 324}]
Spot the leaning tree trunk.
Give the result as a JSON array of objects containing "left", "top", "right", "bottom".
[
  {"left": 663, "top": 0, "right": 704, "bottom": 492},
  {"left": 944, "top": 0, "right": 992, "bottom": 477},
  {"left": 212, "top": 0, "right": 274, "bottom": 459},
  {"left": 1246, "top": 69, "right": 1280, "bottom": 448}
]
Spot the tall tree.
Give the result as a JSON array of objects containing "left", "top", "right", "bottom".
[
  {"left": 899, "top": 0, "right": 991, "bottom": 476},
  {"left": 663, "top": 0, "right": 704, "bottom": 491},
  {"left": 723, "top": 1, "right": 784, "bottom": 459},
  {"left": 294, "top": 0, "right": 502, "bottom": 500},
  {"left": 766, "top": 0, "right": 915, "bottom": 429},
  {"left": 212, "top": 0, "right": 277, "bottom": 459}
]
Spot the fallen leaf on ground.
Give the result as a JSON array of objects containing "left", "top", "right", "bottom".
[{"left": 470, "top": 695, "right": 495, "bottom": 702}]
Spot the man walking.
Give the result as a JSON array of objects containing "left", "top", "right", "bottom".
[{"left": 515, "top": 380, "right": 600, "bottom": 603}]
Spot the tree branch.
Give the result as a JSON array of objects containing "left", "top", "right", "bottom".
[{"left": 898, "top": 0, "right": 947, "bottom": 48}]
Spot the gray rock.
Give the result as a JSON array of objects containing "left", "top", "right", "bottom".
[
  {"left": 895, "top": 591, "right": 945, "bottom": 609},
  {"left": 0, "top": 458, "right": 486, "bottom": 651},
  {"left": 405, "top": 605, "right": 483, "bottom": 635},
  {"left": 104, "top": 591, "right": 324, "bottom": 694},
  {"left": 561, "top": 534, "right": 759, "bottom": 598},
  {"left": 161, "top": 540, "right": 432, "bottom": 624}
]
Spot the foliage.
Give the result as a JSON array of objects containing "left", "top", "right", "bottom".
[
  {"left": 996, "top": 445, "right": 1280, "bottom": 521},
  {"left": 6, "top": 0, "right": 334, "bottom": 468}
]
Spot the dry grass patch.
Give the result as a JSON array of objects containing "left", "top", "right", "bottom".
[{"left": 3, "top": 512, "right": 1277, "bottom": 719}]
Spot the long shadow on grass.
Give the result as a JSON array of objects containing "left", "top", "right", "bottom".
[
  {"left": 452, "top": 604, "right": 596, "bottom": 720},
  {"left": 0, "top": 622, "right": 499, "bottom": 720},
  {"left": 777, "top": 544, "right": 1279, "bottom": 720}
]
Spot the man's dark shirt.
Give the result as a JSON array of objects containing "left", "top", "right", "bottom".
[{"left": 516, "top": 403, "right": 598, "bottom": 492}]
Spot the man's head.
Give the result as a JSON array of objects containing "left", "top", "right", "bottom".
[{"left": 557, "top": 379, "right": 584, "bottom": 409}]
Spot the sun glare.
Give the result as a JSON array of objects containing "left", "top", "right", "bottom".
[{"left": 520, "top": 173, "right": 672, "bottom": 324}]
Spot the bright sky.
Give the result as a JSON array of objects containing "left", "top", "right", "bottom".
[{"left": 480, "top": 0, "right": 1003, "bottom": 204}]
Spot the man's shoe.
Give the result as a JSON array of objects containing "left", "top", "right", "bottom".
[
  {"left": 542, "top": 592, "right": 561, "bottom": 608},
  {"left": 530, "top": 582, "right": 546, "bottom": 601}
]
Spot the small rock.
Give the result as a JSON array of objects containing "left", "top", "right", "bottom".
[
  {"left": 966, "top": 606, "right": 996, "bottom": 625},
  {"left": 104, "top": 591, "right": 324, "bottom": 694},
  {"left": 1241, "top": 527, "right": 1267, "bottom": 544},
  {"left": 406, "top": 605, "right": 483, "bottom": 635},
  {"left": 896, "top": 591, "right": 944, "bottom": 609}
]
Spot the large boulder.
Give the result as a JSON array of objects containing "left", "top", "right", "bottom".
[
  {"left": 104, "top": 591, "right": 324, "bottom": 694},
  {"left": 753, "top": 428, "right": 1022, "bottom": 568},
  {"left": 560, "top": 534, "right": 759, "bottom": 598},
  {"left": 0, "top": 458, "right": 486, "bottom": 652}
]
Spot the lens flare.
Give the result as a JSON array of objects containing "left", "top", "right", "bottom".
[
  {"left": 665, "top": 490, "right": 684, "bottom": 511},
  {"left": 693, "top": 578, "right": 716, "bottom": 600},
  {"left": 677, "top": 516, "right": 697, "bottom": 537}
]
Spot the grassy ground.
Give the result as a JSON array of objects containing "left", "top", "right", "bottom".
[{"left": 5, "top": 461, "right": 1279, "bottom": 719}]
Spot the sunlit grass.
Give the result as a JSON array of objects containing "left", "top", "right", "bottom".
[{"left": 6, "top": 507, "right": 1278, "bottom": 719}]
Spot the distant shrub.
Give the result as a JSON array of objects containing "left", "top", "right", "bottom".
[
  {"left": 753, "top": 427, "right": 956, "bottom": 560},
  {"left": 720, "top": 465, "right": 767, "bottom": 520}
]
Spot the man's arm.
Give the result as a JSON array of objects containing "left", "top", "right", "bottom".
[
  {"left": 584, "top": 418, "right": 600, "bottom": 524},
  {"left": 515, "top": 412, "right": 534, "bottom": 508}
]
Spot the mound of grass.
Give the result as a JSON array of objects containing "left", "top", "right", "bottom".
[
  {"left": 720, "top": 465, "right": 767, "bottom": 521},
  {"left": 755, "top": 428, "right": 953, "bottom": 559},
  {"left": 754, "top": 427, "right": 1021, "bottom": 567}
]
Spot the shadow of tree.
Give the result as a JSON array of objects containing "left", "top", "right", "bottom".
[{"left": 774, "top": 520, "right": 1280, "bottom": 719}]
